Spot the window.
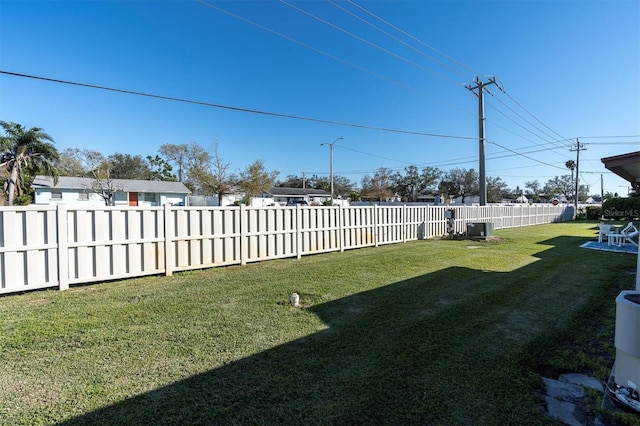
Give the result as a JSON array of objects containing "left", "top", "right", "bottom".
[
  {"left": 78, "top": 192, "right": 89, "bottom": 201},
  {"left": 51, "top": 191, "right": 62, "bottom": 200},
  {"left": 144, "top": 193, "right": 157, "bottom": 203}
]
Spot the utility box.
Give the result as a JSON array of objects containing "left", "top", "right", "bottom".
[
  {"left": 466, "top": 222, "right": 494, "bottom": 238},
  {"left": 614, "top": 291, "right": 640, "bottom": 390}
]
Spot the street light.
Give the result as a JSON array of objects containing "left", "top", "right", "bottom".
[{"left": 320, "top": 137, "right": 343, "bottom": 204}]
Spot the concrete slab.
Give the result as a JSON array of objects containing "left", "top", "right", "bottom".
[
  {"left": 543, "top": 377, "right": 585, "bottom": 400},
  {"left": 545, "top": 396, "right": 582, "bottom": 426},
  {"left": 559, "top": 373, "right": 604, "bottom": 392}
]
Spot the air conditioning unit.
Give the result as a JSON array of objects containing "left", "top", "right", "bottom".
[
  {"left": 614, "top": 291, "right": 640, "bottom": 390},
  {"left": 466, "top": 222, "right": 494, "bottom": 238},
  {"left": 608, "top": 291, "right": 640, "bottom": 412}
]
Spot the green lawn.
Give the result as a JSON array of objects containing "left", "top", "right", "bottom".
[{"left": 0, "top": 222, "right": 638, "bottom": 425}]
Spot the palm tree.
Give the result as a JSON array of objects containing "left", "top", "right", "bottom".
[
  {"left": 565, "top": 160, "right": 576, "bottom": 202},
  {"left": 0, "top": 121, "right": 59, "bottom": 205}
]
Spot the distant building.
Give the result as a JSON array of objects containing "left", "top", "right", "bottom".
[
  {"left": 32, "top": 176, "right": 190, "bottom": 207},
  {"left": 266, "top": 187, "right": 332, "bottom": 205}
]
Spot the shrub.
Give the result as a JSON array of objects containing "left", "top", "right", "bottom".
[
  {"left": 602, "top": 197, "right": 640, "bottom": 221},
  {"left": 584, "top": 206, "right": 601, "bottom": 220}
]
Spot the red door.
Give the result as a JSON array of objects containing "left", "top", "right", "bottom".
[{"left": 129, "top": 192, "right": 138, "bottom": 206}]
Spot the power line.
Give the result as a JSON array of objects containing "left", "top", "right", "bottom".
[
  {"left": 333, "top": 1, "right": 571, "bottom": 153},
  {"left": 585, "top": 142, "right": 640, "bottom": 145},
  {"left": 486, "top": 91, "right": 569, "bottom": 150},
  {"left": 502, "top": 90, "right": 568, "bottom": 142},
  {"left": 345, "top": 0, "right": 481, "bottom": 77},
  {"left": 1, "top": 68, "right": 576, "bottom": 179},
  {"left": 196, "top": 0, "right": 476, "bottom": 118},
  {"left": 327, "top": 0, "right": 472, "bottom": 81},
  {"left": 0, "top": 70, "right": 474, "bottom": 140},
  {"left": 487, "top": 139, "right": 567, "bottom": 170},
  {"left": 278, "top": 0, "right": 462, "bottom": 85},
  {"left": 578, "top": 135, "right": 640, "bottom": 139},
  {"left": 200, "top": 0, "right": 586, "bottom": 170}
]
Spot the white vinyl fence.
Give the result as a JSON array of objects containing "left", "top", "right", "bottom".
[{"left": 0, "top": 203, "right": 572, "bottom": 295}]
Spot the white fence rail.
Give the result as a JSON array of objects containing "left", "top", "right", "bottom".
[{"left": 0, "top": 204, "right": 572, "bottom": 295}]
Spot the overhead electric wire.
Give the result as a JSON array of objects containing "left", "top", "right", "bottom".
[
  {"left": 486, "top": 91, "right": 570, "bottom": 150},
  {"left": 201, "top": 0, "right": 572, "bottom": 159},
  {"left": 0, "top": 70, "right": 475, "bottom": 140},
  {"left": 198, "top": 0, "right": 590, "bottom": 173},
  {"left": 278, "top": 0, "right": 462, "bottom": 85},
  {"left": 584, "top": 141, "right": 640, "bottom": 145},
  {"left": 318, "top": 1, "right": 578, "bottom": 159},
  {"left": 579, "top": 135, "right": 640, "bottom": 139},
  {"left": 338, "top": 145, "right": 415, "bottom": 165},
  {"left": 484, "top": 98, "right": 571, "bottom": 152},
  {"left": 486, "top": 139, "right": 567, "bottom": 170},
  {"left": 345, "top": 0, "right": 481, "bottom": 77},
  {"left": 196, "top": 0, "right": 476, "bottom": 117},
  {"left": 327, "top": 0, "right": 473, "bottom": 81},
  {"left": 501, "top": 90, "right": 568, "bottom": 143}
]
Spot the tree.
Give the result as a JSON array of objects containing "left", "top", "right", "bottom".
[
  {"left": 57, "top": 148, "right": 88, "bottom": 177},
  {"left": 108, "top": 153, "right": 153, "bottom": 180},
  {"left": 577, "top": 183, "right": 590, "bottom": 202},
  {"left": 392, "top": 165, "right": 421, "bottom": 202},
  {"left": 438, "top": 168, "right": 479, "bottom": 203},
  {"left": 331, "top": 175, "right": 356, "bottom": 199},
  {"left": 237, "top": 160, "right": 279, "bottom": 204},
  {"left": 278, "top": 175, "right": 305, "bottom": 188},
  {"left": 486, "top": 176, "right": 510, "bottom": 203},
  {"left": 277, "top": 174, "right": 355, "bottom": 199},
  {"left": 0, "top": 121, "right": 59, "bottom": 205},
  {"left": 159, "top": 142, "right": 210, "bottom": 186},
  {"left": 308, "top": 175, "right": 330, "bottom": 192},
  {"left": 189, "top": 142, "right": 235, "bottom": 206},
  {"left": 543, "top": 176, "right": 573, "bottom": 201},
  {"left": 68, "top": 149, "right": 121, "bottom": 206},
  {"left": 420, "top": 166, "right": 441, "bottom": 194},
  {"left": 525, "top": 180, "right": 543, "bottom": 202},
  {"left": 565, "top": 160, "right": 576, "bottom": 201},
  {"left": 361, "top": 167, "right": 394, "bottom": 202},
  {"left": 146, "top": 155, "right": 177, "bottom": 181}
]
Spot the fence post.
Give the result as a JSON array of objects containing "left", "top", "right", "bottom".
[
  {"left": 240, "top": 204, "right": 248, "bottom": 265},
  {"left": 56, "top": 204, "right": 69, "bottom": 291},
  {"left": 296, "top": 204, "right": 303, "bottom": 259},
  {"left": 374, "top": 204, "right": 379, "bottom": 247},
  {"left": 402, "top": 204, "right": 407, "bottom": 243},
  {"left": 338, "top": 205, "right": 344, "bottom": 252},
  {"left": 164, "top": 203, "right": 174, "bottom": 276}
]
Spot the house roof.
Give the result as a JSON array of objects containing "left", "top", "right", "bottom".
[
  {"left": 268, "top": 187, "right": 331, "bottom": 197},
  {"left": 33, "top": 176, "right": 191, "bottom": 194},
  {"left": 601, "top": 151, "right": 640, "bottom": 189}
]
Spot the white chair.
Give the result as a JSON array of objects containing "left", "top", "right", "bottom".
[
  {"left": 608, "top": 223, "right": 639, "bottom": 247},
  {"left": 598, "top": 223, "right": 617, "bottom": 243}
]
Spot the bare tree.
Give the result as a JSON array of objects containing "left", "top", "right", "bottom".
[
  {"left": 159, "top": 142, "right": 210, "bottom": 186},
  {"left": 70, "top": 149, "right": 122, "bottom": 206},
  {"left": 189, "top": 142, "right": 236, "bottom": 205}
]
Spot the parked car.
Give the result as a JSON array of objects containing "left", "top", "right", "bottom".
[{"left": 287, "top": 199, "right": 309, "bottom": 206}]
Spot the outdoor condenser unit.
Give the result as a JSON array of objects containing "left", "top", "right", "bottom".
[
  {"left": 466, "top": 222, "right": 494, "bottom": 238},
  {"left": 614, "top": 291, "right": 640, "bottom": 390}
]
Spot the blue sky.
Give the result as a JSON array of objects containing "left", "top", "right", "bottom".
[{"left": 1, "top": 0, "right": 639, "bottom": 196}]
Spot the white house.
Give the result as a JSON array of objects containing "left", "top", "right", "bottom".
[
  {"left": 262, "top": 187, "right": 332, "bottom": 206},
  {"left": 32, "top": 176, "right": 191, "bottom": 207}
]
